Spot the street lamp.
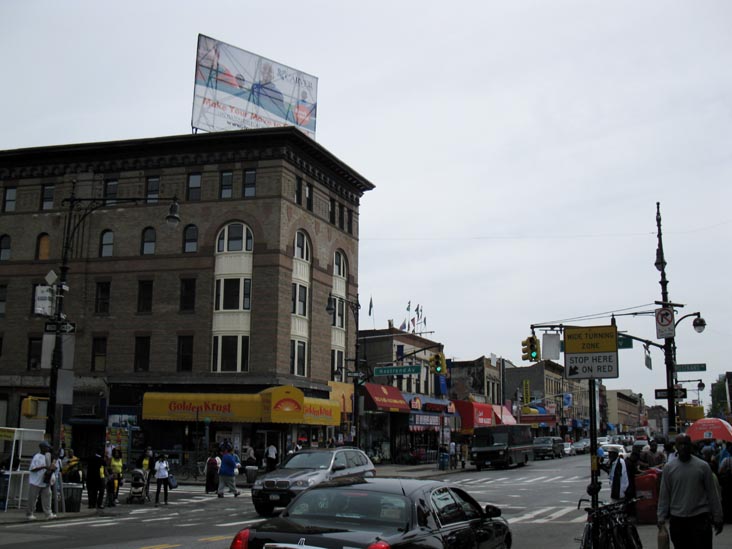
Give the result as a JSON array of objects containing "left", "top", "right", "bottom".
[
  {"left": 654, "top": 203, "right": 705, "bottom": 436},
  {"left": 46, "top": 179, "right": 180, "bottom": 451},
  {"left": 326, "top": 292, "right": 361, "bottom": 448}
]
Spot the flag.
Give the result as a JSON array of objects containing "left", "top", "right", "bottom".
[
  {"left": 399, "top": 318, "right": 407, "bottom": 330},
  {"left": 415, "top": 304, "right": 421, "bottom": 319},
  {"left": 368, "top": 297, "right": 373, "bottom": 316},
  {"left": 406, "top": 301, "right": 411, "bottom": 312},
  {"left": 411, "top": 317, "right": 416, "bottom": 327},
  {"left": 424, "top": 317, "right": 427, "bottom": 327}
]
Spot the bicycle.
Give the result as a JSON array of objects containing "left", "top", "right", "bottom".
[
  {"left": 576, "top": 497, "right": 643, "bottom": 548},
  {"left": 172, "top": 460, "right": 205, "bottom": 481}
]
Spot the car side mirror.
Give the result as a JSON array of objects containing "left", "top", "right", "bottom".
[
  {"left": 332, "top": 463, "right": 346, "bottom": 472},
  {"left": 484, "top": 504, "right": 502, "bottom": 518}
]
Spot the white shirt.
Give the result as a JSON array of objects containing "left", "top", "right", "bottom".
[
  {"left": 266, "top": 445, "right": 277, "bottom": 459},
  {"left": 154, "top": 460, "right": 169, "bottom": 479},
  {"left": 29, "top": 452, "right": 48, "bottom": 487}
]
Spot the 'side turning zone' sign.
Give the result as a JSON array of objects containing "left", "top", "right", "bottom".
[{"left": 564, "top": 325, "right": 619, "bottom": 380}]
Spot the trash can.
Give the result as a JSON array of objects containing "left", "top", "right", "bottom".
[
  {"left": 63, "top": 483, "right": 83, "bottom": 513},
  {"left": 245, "top": 466, "right": 258, "bottom": 484},
  {"left": 439, "top": 452, "right": 449, "bottom": 471}
]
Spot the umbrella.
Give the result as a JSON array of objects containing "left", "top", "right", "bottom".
[{"left": 685, "top": 418, "right": 732, "bottom": 443}]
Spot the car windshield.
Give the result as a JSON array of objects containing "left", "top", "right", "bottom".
[
  {"left": 287, "top": 488, "right": 411, "bottom": 529},
  {"left": 282, "top": 452, "right": 333, "bottom": 469},
  {"left": 534, "top": 438, "right": 551, "bottom": 444}
]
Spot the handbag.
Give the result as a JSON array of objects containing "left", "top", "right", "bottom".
[
  {"left": 658, "top": 523, "right": 670, "bottom": 549},
  {"left": 168, "top": 474, "right": 178, "bottom": 489}
]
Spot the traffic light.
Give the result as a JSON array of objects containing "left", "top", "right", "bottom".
[
  {"left": 435, "top": 353, "right": 445, "bottom": 375},
  {"left": 529, "top": 336, "right": 541, "bottom": 361},
  {"left": 521, "top": 338, "right": 531, "bottom": 361},
  {"left": 429, "top": 354, "right": 438, "bottom": 374}
]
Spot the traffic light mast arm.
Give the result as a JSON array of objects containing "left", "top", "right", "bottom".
[{"left": 399, "top": 343, "right": 443, "bottom": 360}]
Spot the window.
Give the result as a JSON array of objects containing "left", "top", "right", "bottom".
[
  {"left": 134, "top": 336, "right": 151, "bottom": 372},
  {"left": 0, "top": 284, "right": 6, "bottom": 317},
  {"left": 137, "top": 280, "right": 153, "bottom": 313},
  {"left": 177, "top": 336, "right": 194, "bottom": 372},
  {"left": 291, "top": 283, "right": 308, "bottom": 316},
  {"left": 331, "top": 349, "right": 344, "bottom": 380},
  {"left": 95, "top": 281, "right": 111, "bottom": 314},
  {"left": 104, "top": 179, "right": 118, "bottom": 205},
  {"left": 216, "top": 278, "right": 252, "bottom": 310},
  {"left": 347, "top": 209, "right": 353, "bottom": 234},
  {"left": 338, "top": 203, "right": 345, "bottom": 229},
  {"left": 0, "top": 235, "right": 9, "bottom": 261},
  {"left": 220, "top": 171, "right": 233, "bottom": 199},
  {"left": 290, "top": 339, "right": 307, "bottom": 376},
  {"left": 180, "top": 278, "right": 196, "bottom": 312},
  {"left": 211, "top": 334, "right": 249, "bottom": 372},
  {"left": 183, "top": 224, "right": 198, "bottom": 253},
  {"left": 36, "top": 233, "right": 50, "bottom": 260},
  {"left": 141, "top": 227, "right": 156, "bottom": 255},
  {"left": 91, "top": 337, "right": 107, "bottom": 372},
  {"left": 306, "top": 183, "right": 313, "bottom": 211},
  {"left": 187, "top": 173, "right": 201, "bottom": 201},
  {"left": 217, "top": 223, "right": 253, "bottom": 252},
  {"left": 243, "top": 278, "right": 252, "bottom": 310},
  {"left": 334, "top": 251, "right": 347, "bottom": 278},
  {"left": 99, "top": 230, "right": 114, "bottom": 257},
  {"left": 27, "top": 337, "right": 42, "bottom": 370},
  {"left": 295, "top": 231, "right": 310, "bottom": 261},
  {"left": 3, "top": 187, "right": 16, "bottom": 212},
  {"left": 222, "top": 279, "right": 240, "bottom": 310},
  {"left": 430, "top": 487, "right": 466, "bottom": 526},
  {"left": 146, "top": 177, "right": 160, "bottom": 203},
  {"left": 330, "top": 297, "right": 345, "bottom": 328},
  {"left": 329, "top": 198, "right": 336, "bottom": 224},
  {"left": 243, "top": 169, "right": 256, "bottom": 197},
  {"left": 41, "top": 184, "right": 54, "bottom": 210},
  {"left": 295, "top": 177, "right": 302, "bottom": 205}
]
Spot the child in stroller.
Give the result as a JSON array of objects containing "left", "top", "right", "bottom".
[{"left": 126, "top": 468, "right": 149, "bottom": 504}]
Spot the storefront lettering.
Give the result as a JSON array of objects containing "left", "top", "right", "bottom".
[
  {"left": 168, "top": 401, "right": 232, "bottom": 415},
  {"left": 303, "top": 404, "right": 334, "bottom": 418}
]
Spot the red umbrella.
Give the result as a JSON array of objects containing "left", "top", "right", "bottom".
[{"left": 685, "top": 418, "right": 732, "bottom": 443}]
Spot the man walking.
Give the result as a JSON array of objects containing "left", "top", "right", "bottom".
[
  {"left": 217, "top": 446, "right": 240, "bottom": 498},
  {"left": 266, "top": 443, "right": 278, "bottom": 472},
  {"left": 658, "top": 434, "right": 724, "bottom": 548},
  {"left": 26, "top": 441, "right": 56, "bottom": 520}
]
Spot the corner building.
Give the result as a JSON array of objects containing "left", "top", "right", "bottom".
[{"left": 0, "top": 127, "right": 374, "bottom": 463}]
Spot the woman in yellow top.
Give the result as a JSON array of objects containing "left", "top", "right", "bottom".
[{"left": 109, "top": 448, "right": 124, "bottom": 505}]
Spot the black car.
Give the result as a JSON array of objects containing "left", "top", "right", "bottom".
[
  {"left": 231, "top": 476, "right": 512, "bottom": 549},
  {"left": 532, "top": 436, "right": 564, "bottom": 460}
]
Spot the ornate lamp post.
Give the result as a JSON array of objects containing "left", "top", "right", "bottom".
[
  {"left": 326, "top": 292, "right": 361, "bottom": 448},
  {"left": 46, "top": 179, "right": 180, "bottom": 451}
]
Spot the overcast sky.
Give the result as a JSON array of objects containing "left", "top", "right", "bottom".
[{"left": 2, "top": 1, "right": 731, "bottom": 413}]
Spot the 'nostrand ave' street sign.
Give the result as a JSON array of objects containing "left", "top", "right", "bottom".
[{"left": 373, "top": 365, "right": 421, "bottom": 376}]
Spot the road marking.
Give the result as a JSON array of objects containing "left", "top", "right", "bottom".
[
  {"left": 216, "top": 518, "right": 261, "bottom": 527},
  {"left": 199, "top": 535, "right": 233, "bottom": 541},
  {"left": 533, "top": 506, "right": 577, "bottom": 523},
  {"left": 509, "top": 506, "right": 556, "bottom": 523},
  {"left": 142, "top": 517, "right": 176, "bottom": 522},
  {"left": 526, "top": 476, "right": 547, "bottom": 482},
  {"left": 138, "top": 545, "right": 181, "bottom": 549},
  {"left": 544, "top": 476, "right": 564, "bottom": 482}
]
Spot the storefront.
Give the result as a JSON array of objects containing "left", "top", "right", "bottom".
[
  {"left": 519, "top": 406, "right": 558, "bottom": 435},
  {"left": 400, "top": 393, "right": 457, "bottom": 464},
  {"left": 360, "top": 383, "right": 410, "bottom": 463},
  {"left": 452, "top": 400, "right": 497, "bottom": 435},
  {"left": 141, "top": 386, "right": 340, "bottom": 464}
]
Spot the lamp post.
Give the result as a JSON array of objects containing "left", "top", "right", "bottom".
[
  {"left": 46, "top": 179, "right": 180, "bottom": 451},
  {"left": 655, "top": 203, "right": 706, "bottom": 436},
  {"left": 326, "top": 292, "right": 360, "bottom": 448}
]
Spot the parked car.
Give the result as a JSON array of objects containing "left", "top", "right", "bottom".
[
  {"left": 572, "top": 439, "right": 591, "bottom": 454},
  {"left": 599, "top": 443, "right": 628, "bottom": 465},
  {"left": 231, "top": 476, "right": 513, "bottom": 549},
  {"left": 532, "top": 436, "right": 564, "bottom": 460},
  {"left": 251, "top": 447, "right": 375, "bottom": 516},
  {"left": 563, "top": 442, "right": 577, "bottom": 456}
]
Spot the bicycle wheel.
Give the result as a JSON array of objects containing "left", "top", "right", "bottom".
[
  {"left": 623, "top": 523, "right": 643, "bottom": 549},
  {"left": 578, "top": 522, "right": 593, "bottom": 548}
]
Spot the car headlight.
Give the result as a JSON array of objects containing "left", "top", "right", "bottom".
[
  {"left": 253, "top": 479, "right": 263, "bottom": 488},
  {"left": 291, "top": 479, "right": 311, "bottom": 488},
  {"left": 498, "top": 451, "right": 504, "bottom": 456}
]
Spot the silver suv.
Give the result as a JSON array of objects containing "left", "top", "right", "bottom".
[{"left": 251, "top": 447, "right": 376, "bottom": 516}]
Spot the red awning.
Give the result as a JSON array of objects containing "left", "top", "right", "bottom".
[
  {"left": 452, "top": 400, "right": 494, "bottom": 432},
  {"left": 492, "top": 405, "right": 517, "bottom": 425},
  {"left": 362, "top": 383, "right": 410, "bottom": 413}
]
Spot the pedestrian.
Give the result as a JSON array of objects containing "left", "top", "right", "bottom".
[
  {"left": 109, "top": 447, "right": 124, "bottom": 505},
  {"left": 625, "top": 445, "right": 642, "bottom": 519},
  {"left": 26, "top": 441, "right": 56, "bottom": 520},
  {"left": 718, "top": 443, "right": 732, "bottom": 523},
  {"left": 605, "top": 448, "right": 629, "bottom": 505},
  {"left": 327, "top": 437, "right": 335, "bottom": 448},
  {"left": 241, "top": 440, "right": 256, "bottom": 466},
  {"left": 266, "top": 443, "right": 278, "bottom": 472},
  {"left": 461, "top": 442, "right": 469, "bottom": 469},
  {"left": 449, "top": 440, "right": 457, "bottom": 469},
  {"left": 640, "top": 440, "right": 666, "bottom": 470},
  {"left": 135, "top": 446, "right": 155, "bottom": 501},
  {"left": 86, "top": 447, "right": 106, "bottom": 511},
  {"left": 154, "top": 453, "right": 171, "bottom": 506},
  {"left": 217, "top": 446, "right": 241, "bottom": 498},
  {"left": 657, "top": 434, "right": 724, "bottom": 548},
  {"left": 205, "top": 448, "right": 221, "bottom": 494}
]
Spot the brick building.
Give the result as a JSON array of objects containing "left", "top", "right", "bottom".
[{"left": 0, "top": 127, "right": 374, "bottom": 461}]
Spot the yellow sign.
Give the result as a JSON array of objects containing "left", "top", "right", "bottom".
[
  {"left": 564, "top": 325, "right": 618, "bottom": 353},
  {"left": 523, "top": 379, "right": 530, "bottom": 405}
]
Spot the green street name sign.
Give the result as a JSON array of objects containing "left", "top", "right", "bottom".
[
  {"left": 675, "top": 363, "right": 707, "bottom": 372},
  {"left": 373, "top": 365, "right": 421, "bottom": 376}
]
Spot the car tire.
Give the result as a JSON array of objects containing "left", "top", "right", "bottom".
[{"left": 254, "top": 500, "right": 275, "bottom": 516}]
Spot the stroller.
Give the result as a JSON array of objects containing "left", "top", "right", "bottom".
[{"left": 126, "top": 468, "right": 149, "bottom": 504}]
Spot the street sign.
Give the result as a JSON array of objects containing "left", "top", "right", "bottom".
[
  {"left": 346, "top": 371, "right": 364, "bottom": 378},
  {"left": 46, "top": 321, "right": 76, "bottom": 334},
  {"left": 655, "top": 307, "right": 675, "bottom": 339},
  {"left": 675, "top": 363, "right": 707, "bottom": 372},
  {"left": 655, "top": 388, "right": 687, "bottom": 400},
  {"left": 564, "top": 325, "right": 619, "bottom": 380},
  {"left": 373, "top": 365, "right": 421, "bottom": 376}
]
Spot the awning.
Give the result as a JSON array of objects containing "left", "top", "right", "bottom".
[
  {"left": 452, "top": 400, "right": 494, "bottom": 433},
  {"left": 491, "top": 405, "right": 517, "bottom": 425},
  {"left": 362, "top": 383, "right": 410, "bottom": 413},
  {"left": 402, "top": 393, "right": 456, "bottom": 414},
  {"left": 607, "top": 423, "right": 616, "bottom": 431}
]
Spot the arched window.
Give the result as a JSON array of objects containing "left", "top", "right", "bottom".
[
  {"left": 217, "top": 223, "right": 253, "bottom": 253},
  {"left": 295, "top": 231, "right": 310, "bottom": 261},
  {"left": 0, "top": 235, "right": 10, "bottom": 261},
  {"left": 36, "top": 233, "right": 51, "bottom": 260},
  {"left": 334, "top": 251, "right": 347, "bottom": 278},
  {"left": 99, "top": 230, "right": 114, "bottom": 257},
  {"left": 183, "top": 224, "right": 198, "bottom": 253},
  {"left": 141, "top": 227, "right": 156, "bottom": 255}
]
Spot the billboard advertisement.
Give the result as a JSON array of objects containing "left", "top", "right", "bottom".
[{"left": 192, "top": 34, "right": 318, "bottom": 139}]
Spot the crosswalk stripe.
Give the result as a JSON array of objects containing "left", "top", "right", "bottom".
[
  {"left": 509, "top": 506, "right": 557, "bottom": 523},
  {"left": 533, "top": 506, "right": 577, "bottom": 523}
]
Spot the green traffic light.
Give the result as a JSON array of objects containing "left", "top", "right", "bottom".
[{"left": 530, "top": 351, "right": 537, "bottom": 359}]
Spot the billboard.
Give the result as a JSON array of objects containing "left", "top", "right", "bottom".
[{"left": 192, "top": 34, "right": 318, "bottom": 139}]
